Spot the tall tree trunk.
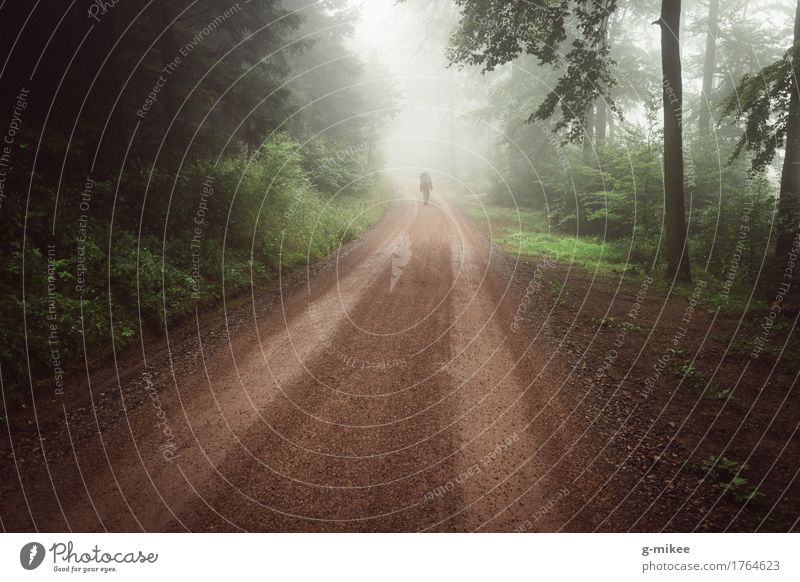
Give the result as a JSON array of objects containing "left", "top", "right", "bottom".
[
  {"left": 449, "top": 68, "right": 457, "bottom": 178},
  {"left": 158, "top": 5, "right": 181, "bottom": 133},
  {"left": 583, "top": 105, "right": 595, "bottom": 159},
  {"left": 595, "top": 23, "right": 609, "bottom": 148},
  {"left": 596, "top": 101, "right": 607, "bottom": 147},
  {"left": 608, "top": 112, "right": 616, "bottom": 142},
  {"left": 775, "top": 0, "right": 800, "bottom": 268},
  {"left": 659, "top": 0, "right": 692, "bottom": 282},
  {"left": 698, "top": 0, "right": 719, "bottom": 134}
]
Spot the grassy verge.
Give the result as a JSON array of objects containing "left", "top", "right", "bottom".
[
  {"left": 0, "top": 136, "right": 388, "bottom": 400},
  {"left": 463, "top": 200, "right": 762, "bottom": 313},
  {"left": 465, "top": 203, "right": 649, "bottom": 272}
]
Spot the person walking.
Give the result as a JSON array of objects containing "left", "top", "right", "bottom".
[{"left": 420, "top": 172, "right": 433, "bottom": 205}]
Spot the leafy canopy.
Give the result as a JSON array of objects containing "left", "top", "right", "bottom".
[
  {"left": 721, "top": 46, "right": 798, "bottom": 172},
  {"left": 445, "top": 0, "right": 618, "bottom": 142}
]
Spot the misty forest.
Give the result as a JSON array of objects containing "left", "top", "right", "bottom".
[{"left": 1, "top": 0, "right": 799, "bottom": 533}]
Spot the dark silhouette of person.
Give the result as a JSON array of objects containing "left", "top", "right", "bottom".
[{"left": 420, "top": 172, "right": 433, "bottom": 205}]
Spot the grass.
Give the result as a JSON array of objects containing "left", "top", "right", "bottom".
[
  {"left": 465, "top": 203, "right": 650, "bottom": 274},
  {"left": 0, "top": 144, "right": 390, "bottom": 399},
  {"left": 700, "top": 455, "right": 764, "bottom": 503},
  {"left": 675, "top": 364, "right": 708, "bottom": 391},
  {"left": 465, "top": 204, "right": 550, "bottom": 231},
  {"left": 502, "top": 232, "right": 635, "bottom": 272},
  {"left": 463, "top": 199, "right": 766, "bottom": 313}
]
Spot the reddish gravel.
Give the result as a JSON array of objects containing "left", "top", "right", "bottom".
[{"left": 2, "top": 183, "right": 798, "bottom": 532}]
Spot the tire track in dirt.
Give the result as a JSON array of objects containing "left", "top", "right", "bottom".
[{"left": 2, "top": 181, "right": 582, "bottom": 532}]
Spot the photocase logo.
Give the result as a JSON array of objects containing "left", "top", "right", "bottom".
[
  {"left": 390, "top": 233, "right": 413, "bottom": 292},
  {"left": 20, "top": 542, "right": 46, "bottom": 570}
]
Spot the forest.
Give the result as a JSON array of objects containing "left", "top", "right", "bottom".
[
  {"left": 2, "top": 0, "right": 797, "bottom": 397},
  {"left": 0, "top": 0, "right": 798, "bottom": 536},
  {"left": 0, "top": 0, "right": 395, "bottom": 396},
  {"left": 416, "top": 0, "right": 798, "bottom": 291}
]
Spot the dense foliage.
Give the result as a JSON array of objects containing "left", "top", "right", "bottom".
[
  {"left": 456, "top": 0, "right": 795, "bottom": 292},
  {"left": 0, "top": 1, "right": 393, "bottom": 396}
]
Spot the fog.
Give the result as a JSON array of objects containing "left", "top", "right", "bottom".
[
  {"left": 350, "top": 0, "right": 492, "bottom": 189},
  {"left": 1, "top": 0, "right": 799, "bottom": 541},
  {"left": 346, "top": 0, "right": 794, "bottom": 197}
]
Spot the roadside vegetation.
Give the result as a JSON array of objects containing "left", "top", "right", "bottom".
[
  {"left": 465, "top": 194, "right": 766, "bottom": 314},
  {"left": 0, "top": 0, "right": 393, "bottom": 399},
  {"left": 441, "top": 0, "right": 797, "bottom": 299}
]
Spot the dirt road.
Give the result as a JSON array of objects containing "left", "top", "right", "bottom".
[
  {"left": 1, "top": 181, "right": 589, "bottom": 532},
  {"left": 3, "top": 181, "right": 798, "bottom": 532}
]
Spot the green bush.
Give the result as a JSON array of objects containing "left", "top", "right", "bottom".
[{"left": 0, "top": 134, "right": 385, "bottom": 398}]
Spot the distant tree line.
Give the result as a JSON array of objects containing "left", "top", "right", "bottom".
[{"left": 442, "top": 0, "right": 798, "bottom": 289}]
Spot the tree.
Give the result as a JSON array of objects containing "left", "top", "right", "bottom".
[
  {"left": 778, "top": 0, "right": 800, "bottom": 267},
  {"left": 445, "top": 0, "right": 617, "bottom": 142},
  {"left": 596, "top": 101, "right": 608, "bottom": 147},
  {"left": 657, "top": 0, "right": 692, "bottom": 281},
  {"left": 698, "top": 0, "right": 720, "bottom": 134},
  {"left": 445, "top": 0, "right": 692, "bottom": 281},
  {"left": 722, "top": 0, "right": 800, "bottom": 270}
]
